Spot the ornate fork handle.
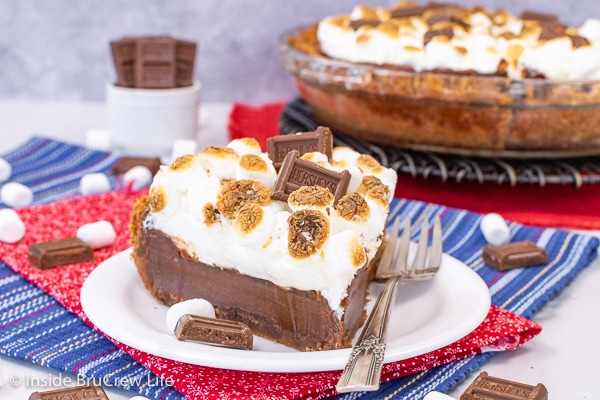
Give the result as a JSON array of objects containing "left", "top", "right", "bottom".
[{"left": 336, "top": 274, "right": 403, "bottom": 393}]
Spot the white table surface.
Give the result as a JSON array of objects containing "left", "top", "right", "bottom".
[{"left": 0, "top": 99, "right": 598, "bottom": 399}]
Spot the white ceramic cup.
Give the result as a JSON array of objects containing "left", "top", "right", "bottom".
[{"left": 106, "top": 81, "right": 200, "bottom": 156}]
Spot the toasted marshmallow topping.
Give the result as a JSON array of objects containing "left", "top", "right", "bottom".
[
  {"left": 317, "top": 5, "right": 600, "bottom": 80},
  {"left": 197, "top": 146, "right": 239, "bottom": 180},
  {"left": 236, "top": 154, "right": 277, "bottom": 188},
  {"left": 227, "top": 137, "right": 263, "bottom": 156},
  {"left": 145, "top": 140, "right": 397, "bottom": 311},
  {"left": 288, "top": 185, "right": 334, "bottom": 212}
]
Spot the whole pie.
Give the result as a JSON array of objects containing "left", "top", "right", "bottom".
[{"left": 281, "top": 2, "right": 600, "bottom": 156}]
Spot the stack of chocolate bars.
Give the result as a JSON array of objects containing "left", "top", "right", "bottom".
[{"left": 110, "top": 36, "right": 197, "bottom": 89}]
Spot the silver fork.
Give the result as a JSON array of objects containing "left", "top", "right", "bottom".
[{"left": 336, "top": 214, "right": 443, "bottom": 393}]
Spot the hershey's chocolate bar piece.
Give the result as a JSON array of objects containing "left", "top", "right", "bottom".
[
  {"left": 175, "top": 314, "right": 253, "bottom": 350},
  {"left": 424, "top": 26, "right": 455, "bottom": 45},
  {"left": 568, "top": 34, "right": 590, "bottom": 48},
  {"left": 538, "top": 20, "right": 566, "bottom": 41},
  {"left": 110, "top": 38, "right": 136, "bottom": 87},
  {"left": 111, "top": 156, "right": 162, "bottom": 176},
  {"left": 520, "top": 10, "right": 560, "bottom": 23},
  {"left": 267, "top": 126, "right": 333, "bottom": 170},
  {"left": 390, "top": 6, "right": 425, "bottom": 19},
  {"left": 271, "top": 150, "right": 350, "bottom": 203},
  {"left": 29, "top": 385, "right": 108, "bottom": 400},
  {"left": 175, "top": 39, "right": 197, "bottom": 87},
  {"left": 135, "top": 37, "right": 176, "bottom": 88},
  {"left": 482, "top": 241, "right": 547, "bottom": 271},
  {"left": 460, "top": 372, "right": 548, "bottom": 400},
  {"left": 28, "top": 237, "right": 94, "bottom": 270},
  {"left": 349, "top": 19, "right": 381, "bottom": 30}
]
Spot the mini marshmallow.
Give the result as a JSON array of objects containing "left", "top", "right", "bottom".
[
  {"left": 79, "top": 173, "right": 111, "bottom": 196},
  {"left": 197, "top": 147, "right": 239, "bottom": 180},
  {"left": 235, "top": 154, "right": 277, "bottom": 188},
  {"left": 323, "top": 230, "right": 367, "bottom": 273},
  {"left": 171, "top": 139, "right": 198, "bottom": 160},
  {"left": 300, "top": 151, "right": 329, "bottom": 164},
  {"left": 423, "top": 392, "right": 456, "bottom": 400},
  {"left": 76, "top": 220, "right": 116, "bottom": 249},
  {"left": 480, "top": 212, "right": 510, "bottom": 245},
  {"left": 0, "top": 182, "right": 33, "bottom": 208},
  {"left": 227, "top": 137, "right": 262, "bottom": 156},
  {"left": 0, "top": 209, "right": 26, "bottom": 243},
  {"left": 344, "top": 166, "right": 364, "bottom": 194},
  {"left": 166, "top": 298, "right": 216, "bottom": 333},
  {"left": 0, "top": 157, "right": 11, "bottom": 183},
  {"left": 233, "top": 205, "right": 276, "bottom": 247},
  {"left": 123, "top": 166, "right": 153, "bottom": 191},
  {"left": 85, "top": 129, "right": 112, "bottom": 151}
]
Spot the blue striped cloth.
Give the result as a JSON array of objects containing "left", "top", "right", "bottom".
[
  {"left": 0, "top": 137, "right": 597, "bottom": 400},
  {"left": 0, "top": 137, "right": 184, "bottom": 399}
]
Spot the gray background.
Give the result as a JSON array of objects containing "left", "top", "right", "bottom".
[{"left": 1, "top": 0, "right": 598, "bottom": 104}]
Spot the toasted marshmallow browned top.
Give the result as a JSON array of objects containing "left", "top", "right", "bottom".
[
  {"left": 144, "top": 136, "right": 398, "bottom": 312},
  {"left": 317, "top": 2, "right": 600, "bottom": 80}
]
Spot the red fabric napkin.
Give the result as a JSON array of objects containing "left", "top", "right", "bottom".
[
  {"left": 0, "top": 191, "right": 541, "bottom": 400},
  {"left": 229, "top": 102, "right": 600, "bottom": 230}
]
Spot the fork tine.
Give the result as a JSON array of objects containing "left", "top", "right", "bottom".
[
  {"left": 393, "top": 218, "right": 411, "bottom": 274},
  {"left": 428, "top": 215, "right": 443, "bottom": 269},
  {"left": 410, "top": 217, "right": 429, "bottom": 271},
  {"left": 376, "top": 216, "right": 401, "bottom": 277}
]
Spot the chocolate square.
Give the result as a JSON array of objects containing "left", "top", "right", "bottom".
[
  {"left": 29, "top": 385, "right": 108, "bottom": 400},
  {"left": 460, "top": 371, "right": 548, "bottom": 400},
  {"left": 28, "top": 237, "right": 95, "bottom": 270},
  {"left": 110, "top": 38, "right": 136, "bottom": 87},
  {"left": 267, "top": 126, "right": 333, "bottom": 170},
  {"left": 271, "top": 150, "right": 350, "bottom": 203},
  {"left": 135, "top": 37, "right": 177, "bottom": 88},
  {"left": 482, "top": 241, "right": 547, "bottom": 271}
]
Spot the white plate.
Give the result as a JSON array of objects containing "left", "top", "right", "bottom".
[{"left": 81, "top": 248, "right": 491, "bottom": 373}]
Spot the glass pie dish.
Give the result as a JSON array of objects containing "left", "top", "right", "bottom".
[{"left": 278, "top": 25, "right": 600, "bottom": 158}]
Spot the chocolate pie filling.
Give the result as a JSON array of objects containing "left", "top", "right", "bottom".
[{"left": 131, "top": 198, "right": 373, "bottom": 351}]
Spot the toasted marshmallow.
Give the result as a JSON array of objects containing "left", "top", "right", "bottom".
[
  {"left": 233, "top": 204, "right": 276, "bottom": 247},
  {"left": 424, "top": 36, "right": 467, "bottom": 71},
  {"left": 350, "top": 5, "right": 380, "bottom": 21},
  {"left": 197, "top": 146, "right": 239, "bottom": 180},
  {"left": 324, "top": 230, "right": 367, "bottom": 272},
  {"left": 332, "top": 193, "right": 384, "bottom": 256},
  {"left": 227, "top": 137, "right": 263, "bottom": 156},
  {"left": 519, "top": 37, "right": 574, "bottom": 79},
  {"left": 186, "top": 176, "right": 222, "bottom": 221},
  {"left": 300, "top": 151, "right": 329, "bottom": 164},
  {"left": 332, "top": 164, "right": 364, "bottom": 194},
  {"left": 146, "top": 138, "right": 398, "bottom": 312},
  {"left": 316, "top": 4, "right": 600, "bottom": 80},
  {"left": 288, "top": 185, "right": 334, "bottom": 212},
  {"left": 332, "top": 146, "right": 361, "bottom": 165},
  {"left": 153, "top": 155, "right": 208, "bottom": 194},
  {"left": 235, "top": 154, "right": 277, "bottom": 188}
]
